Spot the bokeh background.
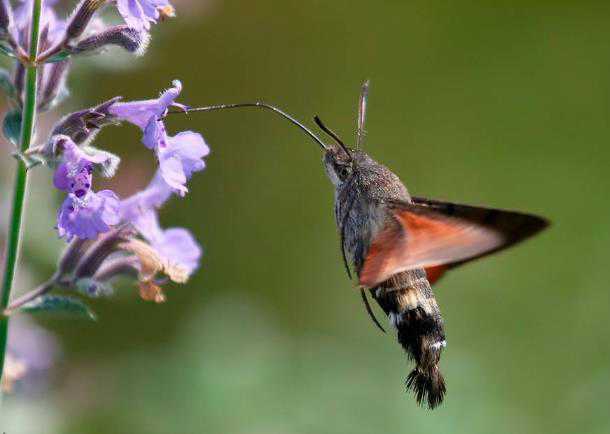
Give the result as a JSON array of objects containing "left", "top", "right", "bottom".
[{"left": 2, "top": 1, "right": 610, "bottom": 433}]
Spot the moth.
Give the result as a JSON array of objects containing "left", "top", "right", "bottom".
[
  {"left": 173, "top": 86, "right": 549, "bottom": 409},
  {"left": 312, "top": 81, "right": 549, "bottom": 409}
]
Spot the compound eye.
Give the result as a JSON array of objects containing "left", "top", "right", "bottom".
[{"left": 336, "top": 164, "right": 350, "bottom": 180}]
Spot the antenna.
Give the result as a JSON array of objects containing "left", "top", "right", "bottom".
[
  {"left": 313, "top": 116, "right": 352, "bottom": 158},
  {"left": 167, "top": 102, "right": 328, "bottom": 150},
  {"left": 356, "top": 80, "right": 369, "bottom": 149}
]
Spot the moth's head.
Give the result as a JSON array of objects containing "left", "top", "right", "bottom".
[
  {"left": 314, "top": 116, "right": 357, "bottom": 187},
  {"left": 323, "top": 145, "right": 355, "bottom": 186}
]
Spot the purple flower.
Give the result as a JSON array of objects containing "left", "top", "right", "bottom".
[
  {"left": 120, "top": 171, "right": 201, "bottom": 276},
  {"left": 109, "top": 80, "right": 209, "bottom": 196},
  {"left": 53, "top": 136, "right": 121, "bottom": 240},
  {"left": 116, "top": 0, "right": 175, "bottom": 32},
  {"left": 151, "top": 127, "right": 209, "bottom": 196},
  {"left": 151, "top": 227, "right": 200, "bottom": 274},
  {"left": 52, "top": 135, "right": 113, "bottom": 193},
  {"left": 108, "top": 79, "right": 184, "bottom": 130},
  {"left": 57, "top": 190, "right": 121, "bottom": 240}
]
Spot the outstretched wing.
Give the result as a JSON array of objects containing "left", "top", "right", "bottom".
[{"left": 359, "top": 198, "right": 549, "bottom": 288}]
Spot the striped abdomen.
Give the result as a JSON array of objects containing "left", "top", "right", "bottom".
[{"left": 371, "top": 268, "right": 447, "bottom": 409}]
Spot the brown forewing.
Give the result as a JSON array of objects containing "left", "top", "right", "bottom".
[{"left": 359, "top": 198, "right": 549, "bottom": 288}]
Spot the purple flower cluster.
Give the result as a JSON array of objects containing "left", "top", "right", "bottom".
[
  {"left": 52, "top": 80, "right": 208, "bottom": 244},
  {"left": 47, "top": 80, "right": 206, "bottom": 291},
  {"left": 0, "top": 1, "right": 203, "bottom": 305},
  {"left": 1, "top": 0, "right": 206, "bottom": 396}
]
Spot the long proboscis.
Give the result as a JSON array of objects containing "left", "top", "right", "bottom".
[{"left": 167, "top": 102, "right": 328, "bottom": 150}]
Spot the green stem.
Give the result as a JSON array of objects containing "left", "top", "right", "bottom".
[{"left": 0, "top": 0, "right": 42, "bottom": 396}]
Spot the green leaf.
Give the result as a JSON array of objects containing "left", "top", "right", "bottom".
[
  {"left": 3, "top": 109, "right": 22, "bottom": 146},
  {"left": 0, "top": 43, "right": 16, "bottom": 58},
  {"left": 20, "top": 295, "right": 97, "bottom": 320},
  {"left": 0, "top": 68, "right": 19, "bottom": 103},
  {"left": 75, "top": 278, "right": 114, "bottom": 298},
  {"left": 45, "top": 50, "right": 71, "bottom": 63}
]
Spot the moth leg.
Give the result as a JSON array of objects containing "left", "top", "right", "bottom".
[
  {"left": 339, "top": 223, "right": 352, "bottom": 280},
  {"left": 337, "top": 175, "right": 358, "bottom": 280},
  {"left": 360, "top": 288, "right": 386, "bottom": 333}
]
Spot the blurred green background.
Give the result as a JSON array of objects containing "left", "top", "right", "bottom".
[{"left": 2, "top": 0, "right": 610, "bottom": 433}]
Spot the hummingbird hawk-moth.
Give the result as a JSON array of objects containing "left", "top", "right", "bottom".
[
  {"left": 173, "top": 85, "right": 549, "bottom": 409},
  {"left": 312, "top": 81, "right": 549, "bottom": 409}
]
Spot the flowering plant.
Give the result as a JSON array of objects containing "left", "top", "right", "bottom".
[{"left": 0, "top": 0, "right": 207, "bottom": 392}]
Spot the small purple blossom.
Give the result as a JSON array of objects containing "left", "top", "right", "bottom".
[
  {"left": 57, "top": 189, "right": 121, "bottom": 240},
  {"left": 53, "top": 136, "right": 121, "bottom": 240},
  {"left": 120, "top": 171, "right": 201, "bottom": 275},
  {"left": 51, "top": 135, "right": 117, "bottom": 190},
  {"left": 116, "top": 0, "right": 175, "bottom": 32},
  {"left": 110, "top": 80, "right": 208, "bottom": 196},
  {"left": 54, "top": 163, "right": 92, "bottom": 198},
  {"left": 151, "top": 227, "right": 200, "bottom": 274},
  {"left": 108, "top": 79, "right": 184, "bottom": 130},
  {"left": 153, "top": 128, "right": 209, "bottom": 196}
]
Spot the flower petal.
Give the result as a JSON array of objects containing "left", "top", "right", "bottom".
[
  {"left": 155, "top": 131, "right": 208, "bottom": 195},
  {"left": 115, "top": 0, "right": 173, "bottom": 32},
  {"left": 151, "top": 227, "right": 201, "bottom": 275},
  {"left": 166, "top": 131, "right": 209, "bottom": 178},
  {"left": 57, "top": 190, "right": 121, "bottom": 240},
  {"left": 121, "top": 171, "right": 173, "bottom": 221},
  {"left": 108, "top": 80, "right": 182, "bottom": 130},
  {"left": 158, "top": 153, "right": 188, "bottom": 196},
  {"left": 53, "top": 163, "right": 71, "bottom": 192}
]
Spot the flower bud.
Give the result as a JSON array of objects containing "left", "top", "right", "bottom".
[
  {"left": 47, "top": 96, "right": 122, "bottom": 149},
  {"left": 66, "top": 0, "right": 108, "bottom": 41},
  {"left": 93, "top": 256, "right": 140, "bottom": 282},
  {"left": 69, "top": 25, "right": 150, "bottom": 56},
  {"left": 56, "top": 237, "right": 90, "bottom": 277},
  {"left": 74, "top": 226, "right": 134, "bottom": 279},
  {"left": 38, "top": 60, "right": 71, "bottom": 112}
]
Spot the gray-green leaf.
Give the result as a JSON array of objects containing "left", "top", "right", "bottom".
[
  {"left": 0, "top": 44, "right": 16, "bottom": 58},
  {"left": 3, "top": 109, "right": 22, "bottom": 146},
  {"left": 0, "top": 68, "right": 19, "bottom": 104},
  {"left": 45, "top": 50, "right": 71, "bottom": 63},
  {"left": 20, "top": 295, "right": 97, "bottom": 320}
]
